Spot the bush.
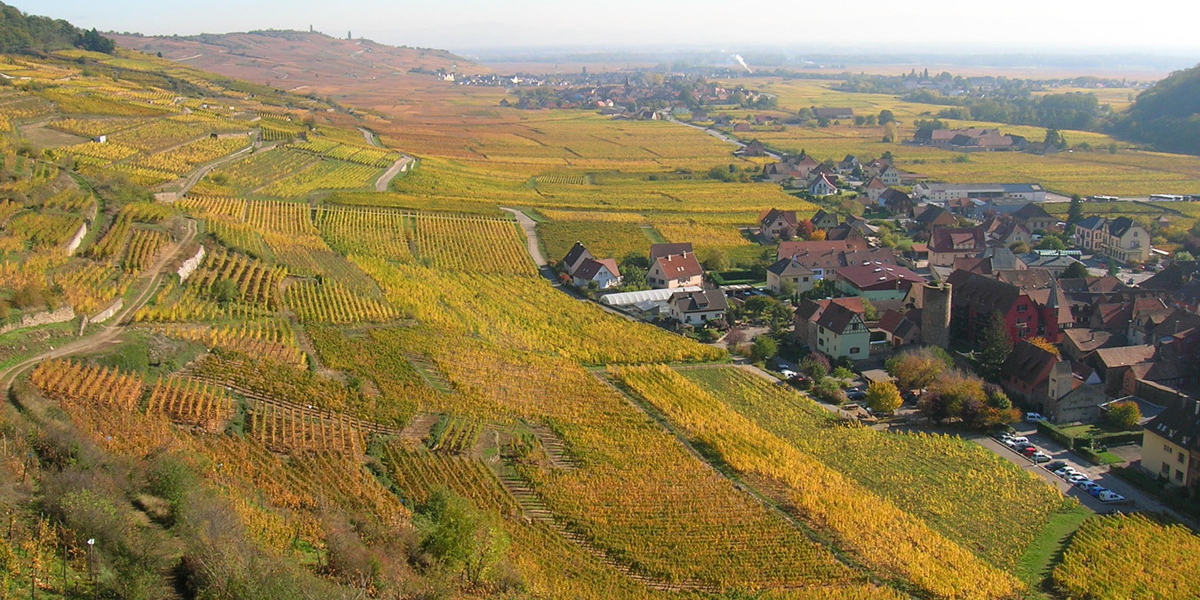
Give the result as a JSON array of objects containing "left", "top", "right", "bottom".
[
  {"left": 811, "top": 379, "right": 847, "bottom": 404},
  {"left": 831, "top": 366, "right": 854, "bottom": 380}
]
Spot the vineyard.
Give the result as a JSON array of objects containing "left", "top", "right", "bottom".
[
  {"left": 188, "top": 247, "right": 287, "bottom": 309},
  {"left": 256, "top": 159, "right": 381, "bottom": 199},
  {"left": 121, "top": 228, "right": 169, "bottom": 271},
  {"left": 1051, "top": 514, "right": 1200, "bottom": 599},
  {"left": 612, "top": 365, "right": 1025, "bottom": 599},
  {"left": 678, "top": 366, "right": 1072, "bottom": 571},
  {"left": 283, "top": 279, "right": 398, "bottom": 324},
  {"left": 146, "top": 376, "right": 234, "bottom": 432}
]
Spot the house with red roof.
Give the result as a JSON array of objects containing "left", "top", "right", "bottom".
[
  {"left": 572, "top": 257, "right": 622, "bottom": 290},
  {"left": 833, "top": 262, "right": 925, "bottom": 301},
  {"left": 946, "top": 269, "right": 1068, "bottom": 345},
  {"left": 928, "top": 228, "right": 986, "bottom": 267},
  {"left": 648, "top": 251, "right": 704, "bottom": 289},
  {"left": 794, "top": 297, "right": 870, "bottom": 360}
]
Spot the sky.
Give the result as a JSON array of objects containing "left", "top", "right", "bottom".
[{"left": 21, "top": 0, "right": 1200, "bottom": 55}]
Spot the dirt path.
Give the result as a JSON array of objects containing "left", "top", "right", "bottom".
[
  {"left": 0, "top": 219, "right": 198, "bottom": 392},
  {"left": 499, "top": 207, "right": 547, "bottom": 267}
]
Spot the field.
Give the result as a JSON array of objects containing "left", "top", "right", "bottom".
[{"left": 720, "top": 77, "right": 1200, "bottom": 196}]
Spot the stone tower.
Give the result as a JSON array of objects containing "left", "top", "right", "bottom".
[{"left": 921, "top": 282, "right": 952, "bottom": 348}]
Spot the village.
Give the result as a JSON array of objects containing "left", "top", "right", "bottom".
[{"left": 551, "top": 155, "right": 1200, "bottom": 520}]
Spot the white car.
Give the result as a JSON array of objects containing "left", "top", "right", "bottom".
[
  {"left": 1005, "top": 436, "right": 1030, "bottom": 448},
  {"left": 1054, "top": 467, "right": 1077, "bottom": 478},
  {"left": 1067, "top": 474, "right": 1092, "bottom": 485},
  {"left": 780, "top": 369, "right": 798, "bottom": 379},
  {"left": 1030, "top": 451, "right": 1052, "bottom": 463},
  {"left": 1098, "top": 490, "right": 1126, "bottom": 503},
  {"left": 1025, "top": 412, "right": 1047, "bottom": 423}
]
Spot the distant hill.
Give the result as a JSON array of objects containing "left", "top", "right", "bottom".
[
  {"left": 1113, "top": 62, "right": 1200, "bottom": 155},
  {"left": 0, "top": 1, "right": 114, "bottom": 54},
  {"left": 109, "top": 30, "right": 483, "bottom": 106}
]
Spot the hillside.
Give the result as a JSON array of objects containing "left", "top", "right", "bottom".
[
  {"left": 1114, "top": 61, "right": 1200, "bottom": 155},
  {"left": 0, "top": 1, "right": 113, "bottom": 54},
  {"left": 110, "top": 30, "right": 482, "bottom": 102}
]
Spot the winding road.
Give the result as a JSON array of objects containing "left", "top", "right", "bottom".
[
  {"left": 668, "top": 116, "right": 781, "bottom": 159},
  {"left": 0, "top": 219, "right": 198, "bottom": 393},
  {"left": 358, "top": 126, "right": 415, "bottom": 191}
]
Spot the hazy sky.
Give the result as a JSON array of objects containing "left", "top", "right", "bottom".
[{"left": 21, "top": 0, "right": 1200, "bottom": 54}]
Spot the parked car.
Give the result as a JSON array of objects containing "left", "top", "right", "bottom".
[
  {"left": 1030, "top": 451, "right": 1052, "bottom": 463},
  {"left": 1098, "top": 490, "right": 1126, "bottom": 503},
  {"left": 847, "top": 390, "right": 866, "bottom": 401},
  {"left": 1067, "top": 474, "right": 1092, "bottom": 485},
  {"left": 1044, "top": 461, "right": 1067, "bottom": 472},
  {"left": 1005, "top": 436, "right": 1030, "bottom": 448},
  {"left": 1054, "top": 467, "right": 1078, "bottom": 478},
  {"left": 780, "top": 369, "right": 798, "bottom": 379},
  {"left": 1086, "top": 485, "right": 1107, "bottom": 498},
  {"left": 1019, "top": 445, "right": 1038, "bottom": 456},
  {"left": 1025, "top": 412, "right": 1047, "bottom": 423}
]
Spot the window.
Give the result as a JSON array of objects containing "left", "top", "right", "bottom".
[
  {"left": 1176, "top": 470, "right": 1184, "bottom": 483},
  {"left": 1180, "top": 452, "right": 1187, "bottom": 464},
  {"left": 1162, "top": 462, "right": 1172, "bottom": 475},
  {"left": 850, "top": 347, "right": 860, "bottom": 354},
  {"left": 818, "top": 338, "right": 825, "bottom": 347},
  {"left": 1017, "top": 304, "right": 1027, "bottom": 312},
  {"left": 1165, "top": 444, "right": 1174, "bottom": 453}
]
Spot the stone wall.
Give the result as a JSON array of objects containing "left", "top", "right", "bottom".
[
  {"left": 177, "top": 245, "right": 205, "bottom": 282},
  {"left": 0, "top": 306, "right": 76, "bottom": 336},
  {"left": 65, "top": 221, "right": 87, "bottom": 256},
  {"left": 88, "top": 298, "right": 123, "bottom": 324}
]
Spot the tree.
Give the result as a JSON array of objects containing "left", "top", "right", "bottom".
[
  {"left": 885, "top": 346, "right": 953, "bottom": 390},
  {"left": 751, "top": 336, "right": 778, "bottom": 362},
  {"left": 810, "top": 229, "right": 827, "bottom": 241},
  {"left": 1061, "top": 261, "right": 1089, "bottom": 279},
  {"left": 778, "top": 280, "right": 797, "bottom": 300},
  {"left": 1067, "top": 194, "right": 1084, "bottom": 229},
  {"left": 415, "top": 489, "right": 511, "bottom": 585},
  {"left": 1036, "top": 235, "right": 1067, "bottom": 251},
  {"left": 1105, "top": 400, "right": 1142, "bottom": 430},
  {"left": 1027, "top": 336, "right": 1061, "bottom": 357},
  {"left": 1009, "top": 241, "right": 1031, "bottom": 255},
  {"left": 1174, "top": 251, "right": 1195, "bottom": 262},
  {"left": 878, "top": 110, "right": 895, "bottom": 125},
  {"left": 700, "top": 248, "right": 730, "bottom": 272},
  {"left": 796, "top": 219, "right": 814, "bottom": 239},
  {"left": 978, "top": 311, "right": 1013, "bottom": 380},
  {"left": 861, "top": 297, "right": 877, "bottom": 321},
  {"left": 865, "top": 381, "right": 902, "bottom": 414}
]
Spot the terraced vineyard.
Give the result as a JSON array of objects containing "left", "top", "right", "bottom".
[
  {"left": 678, "top": 366, "right": 1074, "bottom": 571},
  {"left": 1052, "top": 514, "right": 1200, "bottom": 599}
]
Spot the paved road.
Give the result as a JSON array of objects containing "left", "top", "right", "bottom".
[
  {"left": 668, "top": 117, "right": 781, "bottom": 159},
  {"left": 374, "top": 154, "right": 415, "bottom": 192},
  {"left": 358, "top": 126, "right": 415, "bottom": 192},
  {"left": 179, "top": 146, "right": 255, "bottom": 195},
  {"left": 0, "top": 219, "right": 197, "bottom": 393}
]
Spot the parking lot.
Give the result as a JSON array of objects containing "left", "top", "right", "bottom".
[{"left": 977, "top": 421, "right": 1179, "bottom": 517}]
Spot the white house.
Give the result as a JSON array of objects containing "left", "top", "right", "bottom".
[
  {"left": 809, "top": 174, "right": 838, "bottom": 197},
  {"left": 668, "top": 289, "right": 728, "bottom": 325},
  {"left": 572, "top": 257, "right": 622, "bottom": 289}
]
